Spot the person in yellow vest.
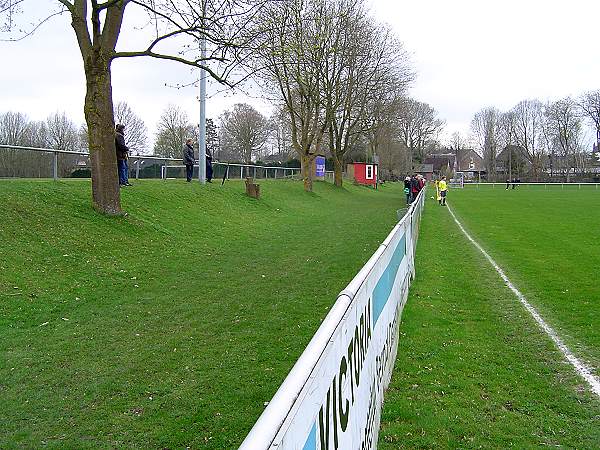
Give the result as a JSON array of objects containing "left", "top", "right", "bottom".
[
  {"left": 438, "top": 176, "right": 448, "bottom": 206},
  {"left": 434, "top": 179, "right": 441, "bottom": 203}
]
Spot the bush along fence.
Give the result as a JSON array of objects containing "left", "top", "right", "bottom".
[{"left": 239, "top": 189, "right": 426, "bottom": 450}]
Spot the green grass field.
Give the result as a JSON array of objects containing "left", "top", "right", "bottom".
[
  {"left": 379, "top": 186, "right": 600, "bottom": 448},
  {"left": 2, "top": 180, "right": 599, "bottom": 448},
  {"left": 0, "top": 179, "right": 407, "bottom": 448},
  {"left": 453, "top": 185, "right": 600, "bottom": 367}
]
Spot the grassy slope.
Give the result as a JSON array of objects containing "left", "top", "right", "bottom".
[
  {"left": 0, "top": 179, "right": 405, "bottom": 449},
  {"left": 379, "top": 194, "right": 600, "bottom": 449}
]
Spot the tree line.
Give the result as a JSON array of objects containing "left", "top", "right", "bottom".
[
  {"left": 1, "top": 0, "right": 447, "bottom": 213},
  {"left": 0, "top": 100, "right": 292, "bottom": 176},
  {"left": 467, "top": 91, "right": 600, "bottom": 182}
]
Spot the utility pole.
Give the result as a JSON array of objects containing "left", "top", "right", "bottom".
[{"left": 198, "top": 3, "right": 207, "bottom": 184}]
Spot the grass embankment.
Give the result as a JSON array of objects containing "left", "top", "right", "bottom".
[
  {"left": 379, "top": 190, "right": 600, "bottom": 448},
  {"left": 0, "top": 179, "right": 405, "bottom": 449}
]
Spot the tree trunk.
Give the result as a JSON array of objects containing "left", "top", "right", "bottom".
[
  {"left": 333, "top": 156, "right": 343, "bottom": 187},
  {"left": 300, "top": 154, "right": 314, "bottom": 192},
  {"left": 84, "top": 58, "right": 122, "bottom": 215}
]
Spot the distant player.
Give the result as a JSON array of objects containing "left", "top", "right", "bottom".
[
  {"left": 439, "top": 176, "right": 448, "bottom": 206},
  {"left": 404, "top": 176, "right": 411, "bottom": 204}
]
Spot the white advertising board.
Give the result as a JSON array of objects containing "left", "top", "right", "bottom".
[{"left": 240, "top": 190, "right": 425, "bottom": 450}]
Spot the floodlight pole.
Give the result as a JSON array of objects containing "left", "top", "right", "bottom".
[{"left": 198, "top": 13, "right": 207, "bottom": 184}]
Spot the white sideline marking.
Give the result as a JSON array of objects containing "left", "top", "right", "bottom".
[{"left": 446, "top": 204, "right": 600, "bottom": 399}]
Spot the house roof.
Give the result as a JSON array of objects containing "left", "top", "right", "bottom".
[
  {"left": 414, "top": 163, "right": 433, "bottom": 173},
  {"left": 456, "top": 149, "right": 485, "bottom": 172},
  {"left": 423, "top": 153, "right": 456, "bottom": 172}
]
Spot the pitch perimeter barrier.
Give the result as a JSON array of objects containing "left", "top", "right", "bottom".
[
  {"left": 466, "top": 182, "right": 600, "bottom": 189},
  {"left": 239, "top": 189, "right": 426, "bottom": 450},
  {"left": 0, "top": 144, "right": 313, "bottom": 182}
]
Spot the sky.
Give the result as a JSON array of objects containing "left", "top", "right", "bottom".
[{"left": 1, "top": 0, "right": 599, "bottom": 149}]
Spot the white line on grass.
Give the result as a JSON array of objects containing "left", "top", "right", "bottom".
[{"left": 446, "top": 204, "right": 600, "bottom": 399}]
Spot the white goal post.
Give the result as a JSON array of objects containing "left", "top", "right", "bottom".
[{"left": 449, "top": 175, "right": 464, "bottom": 188}]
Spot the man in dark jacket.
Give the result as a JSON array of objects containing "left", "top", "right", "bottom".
[
  {"left": 183, "top": 138, "right": 195, "bottom": 182},
  {"left": 205, "top": 148, "right": 213, "bottom": 183},
  {"left": 410, "top": 174, "right": 420, "bottom": 202},
  {"left": 115, "top": 124, "right": 131, "bottom": 186}
]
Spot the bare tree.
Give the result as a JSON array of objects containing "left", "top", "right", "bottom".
[
  {"left": 114, "top": 102, "right": 148, "bottom": 155},
  {"left": 0, "top": 111, "right": 33, "bottom": 177},
  {"left": 398, "top": 98, "right": 445, "bottom": 168},
  {"left": 46, "top": 111, "right": 81, "bottom": 176},
  {"left": 471, "top": 107, "right": 502, "bottom": 181},
  {"left": 544, "top": 97, "right": 584, "bottom": 182},
  {"left": 26, "top": 120, "right": 50, "bottom": 148},
  {"left": 0, "top": 111, "right": 29, "bottom": 145},
  {"left": 153, "top": 105, "right": 195, "bottom": 159},
  {"left": 206, "top": 118, "right": 219, "bottom": 159},
  {"left": 254, "top": 0, "right": 329, "bottom": 191},
  {"left": 322, "top": 0, "right": 414, "bottom": 186},
  {"left": 219, "top": 103, "right": 269, "bottom": 163},
  {"left": 449, "top": 131, "right": 468, "bottom": 156},
  {"left": 507, "top": 99, "right": 545, "bottom": 180},
  {"left": 372, "top": 122, "right": 411, "bottom": 179},
  {"left": 2, "top": 0, "right": 271, "bottom": 214},
  {"left": 269, "top": 105, "right": 293, "bottom": 159},
  {"left": 0, "top": 112, "right": 55, "bottom": 177},
  {"left": 578, "top": 90, "right": 600, "bottom": 152},
  {"left": 46, "top": 112, "right": 79, "bottom": 151}
]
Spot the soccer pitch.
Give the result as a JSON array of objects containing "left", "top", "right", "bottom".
[
  {"left": 451, "top": 185, "right": 600, "bottom": 367},
  {"left": 379, "top": 185, "right": 600, "bottom": 448},
  {"left": 2, "top": 180, "right": 598, "bottom": 448}
]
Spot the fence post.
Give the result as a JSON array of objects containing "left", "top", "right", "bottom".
[
  {"left": 53, "top": 151, "right": 58, "bottom": 180},
  {"left": 135, "top": 158, "right": 140, "bottom": 179}
]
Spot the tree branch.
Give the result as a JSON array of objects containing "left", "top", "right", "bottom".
[
  {"left": 113, "top": 50, "right": 231, "bottom": 85},
  {"left": 0, "top": 8, "right": 67, "bottom": 42}
]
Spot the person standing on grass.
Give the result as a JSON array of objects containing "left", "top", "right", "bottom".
[
  {"left": 183, "top": 138, "right": 195, "bottom": 182},
  {"left": 115, "top": 124, "right": 132, "bottom": 187},
  {"left": 439, "top": 176, "right": 448, "bottom": 205},
  {"left": 410, "top": 174, "right": 420, "bottom": 202},
  {"left": 205, "top": 147, "right": 213, "bottom": 183},
  {"left": 418, "top": 174, "right": 425, "bottom": 191},
  {"left": 404, "top": 176, "right": 411, "bottom": 204}
]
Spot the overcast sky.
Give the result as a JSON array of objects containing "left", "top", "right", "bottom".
[{"left": 2, "top": 0, "right": 599, "bottom": 148}]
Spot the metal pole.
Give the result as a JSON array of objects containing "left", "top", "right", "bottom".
[
  {"left": 135, "top": 158, "right": 140, "bottom": 179},
  {"left": 198, "top": 13, "right": 207, "bottom": 184}
]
